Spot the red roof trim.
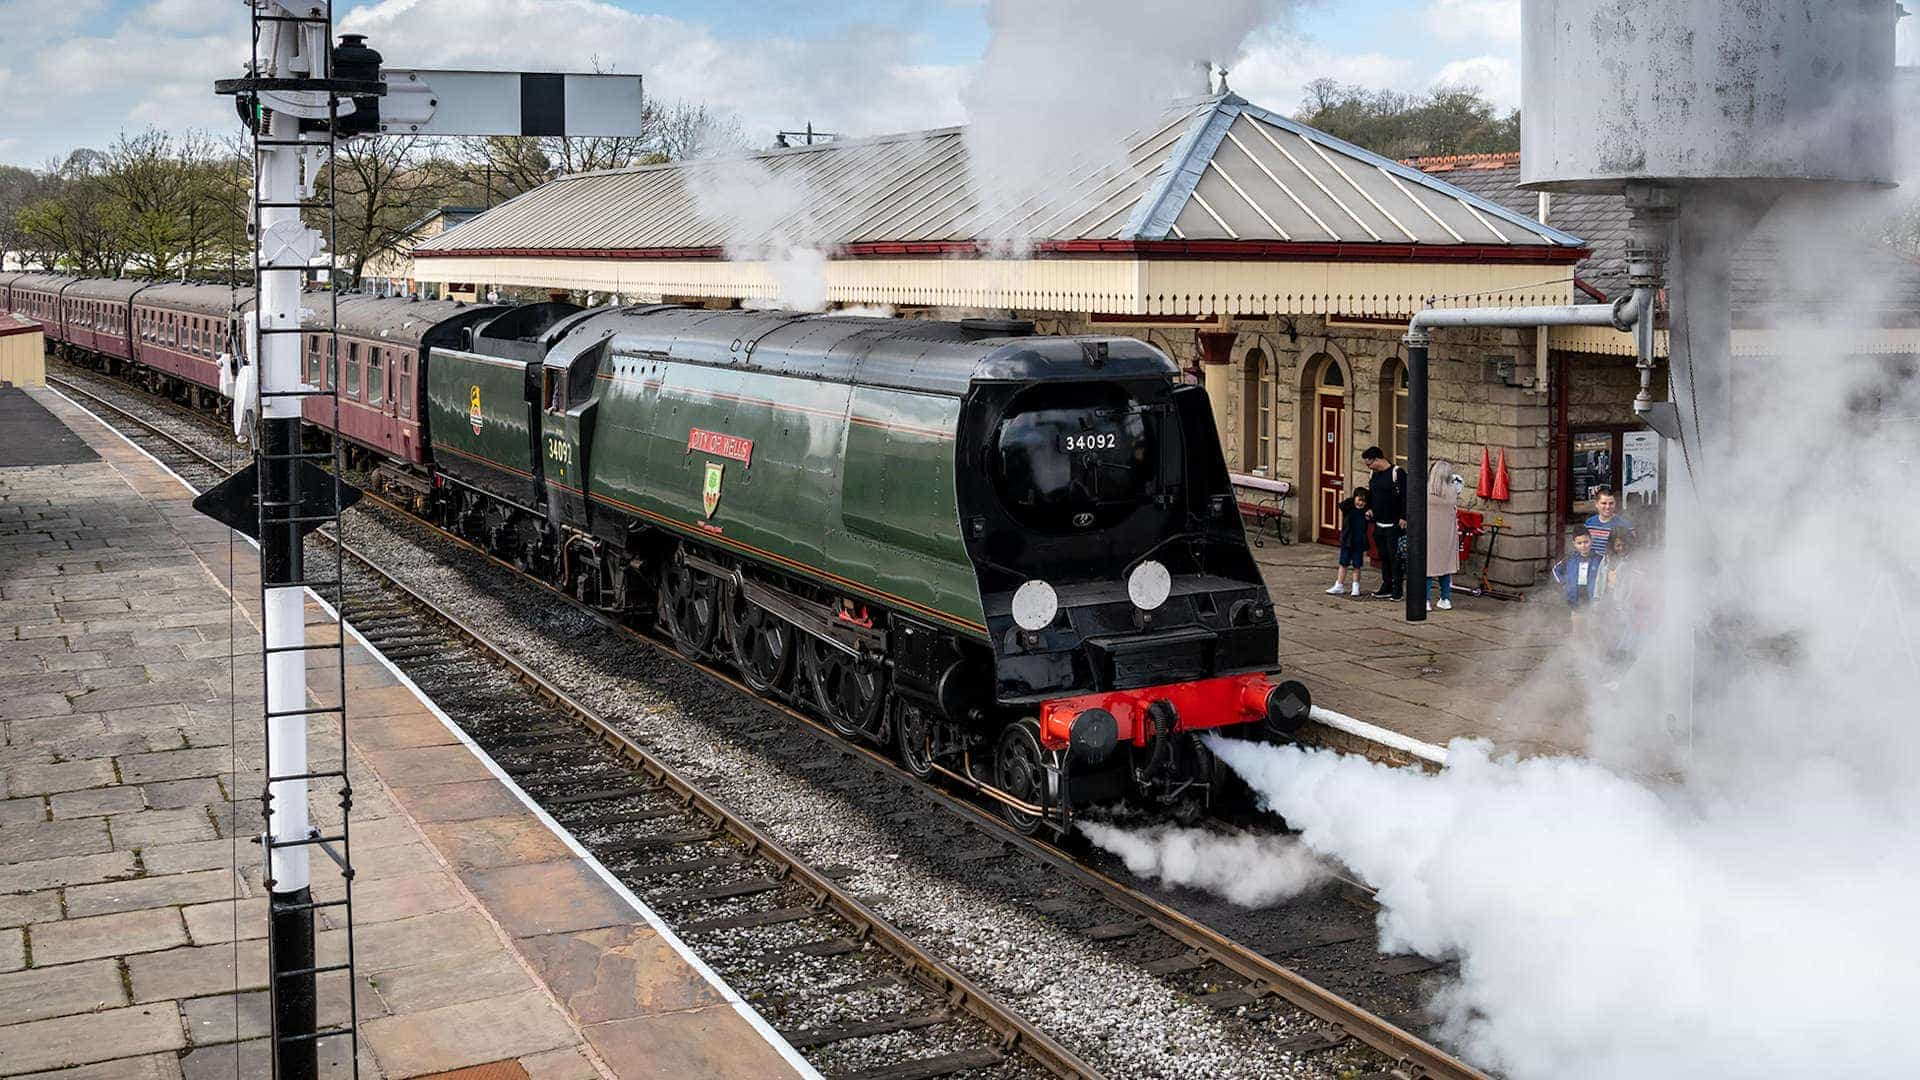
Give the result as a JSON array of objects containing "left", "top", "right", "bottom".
[
  {"left": 0, "top": 315, "right": 42, "bottom": 338},
  {"left": 415, "top": 238, "right": 1589, "bottom": 266}
]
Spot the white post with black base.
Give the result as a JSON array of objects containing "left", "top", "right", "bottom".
[{"left": 200, "top": 9, "right": 647, "bottom": 1074}]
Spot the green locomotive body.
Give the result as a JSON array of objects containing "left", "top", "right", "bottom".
[{"left": 423, "top": 304, "right": 1309, "bottom": 832}]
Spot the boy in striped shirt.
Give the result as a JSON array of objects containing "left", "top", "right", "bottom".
[{"left": 1583, "top": 487, "right": 1634, "bottom": 558}]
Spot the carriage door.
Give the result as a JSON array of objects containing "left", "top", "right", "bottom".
[{"left": 1314, "top": 358, "right": 1348, "bottom": 545}]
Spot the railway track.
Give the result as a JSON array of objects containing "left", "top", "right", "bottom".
[
  {"left": 47, "top": 370, "right": 1090, "bottom": 1079},
  {"left": 45, "top": 364, "right": 1491, "bottom": 1080}
]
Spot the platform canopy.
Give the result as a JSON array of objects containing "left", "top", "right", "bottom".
[{"left": 412, "top": 93, "right": 1591, "bottom": 316}]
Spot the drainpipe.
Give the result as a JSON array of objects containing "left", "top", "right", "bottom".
[{"left": 1401, "top": 210, "right": 1664, "bottom": 623}]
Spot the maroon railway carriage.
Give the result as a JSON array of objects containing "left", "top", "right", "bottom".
[
  {"left": 130, "top": 283, "right": 255, "bottom": 396},
  {"left": 301, "top": 295, "right": 479, "bottom": 467},
  {"left": 7, "top": 274, "right": 77, "bottom": 334},
  {"left": 63, "top": 278, "right": 156, "bottom": 368},
  {"left": 0, "top": 272, "right": 30, "bottom": 312}
]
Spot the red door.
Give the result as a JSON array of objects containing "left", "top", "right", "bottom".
[{"left": 1316, "top": 392, "right": 1345, "bottom": 545}]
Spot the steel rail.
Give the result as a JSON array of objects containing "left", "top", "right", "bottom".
[
  {"left": 50, "top": 360, "right": 1491, "bottom": 1080},
  {"left": 47, "top": 368, "right": 1105, "bottom": 1080}
]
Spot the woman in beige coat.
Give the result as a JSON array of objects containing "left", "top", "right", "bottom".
[{"left": 1426, "top": 459, "right": 1461, "bottom": 611}]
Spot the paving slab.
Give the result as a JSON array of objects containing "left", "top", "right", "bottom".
[
  {"left": 1, "top": 387, "right": 811, "bottom": 1078},
  {"left": 1254, "top": 536, "right": 1597, "bottom": 754}
]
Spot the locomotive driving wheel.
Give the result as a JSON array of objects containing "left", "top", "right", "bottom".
[
  {"left": 994, "top": 718, "right": 1049, "bottom": 835},
  {"left": 658, "top": 557, "right": 718, "bottom": 658},
  {"left": 727, "top": 591, "right": 794, "bottom": 694},
  {"left": 895, "top": 701, "right": 936, "bottom": 778},
  {"left": 803, "top": 637, "right": 886, "bottom": 740}
]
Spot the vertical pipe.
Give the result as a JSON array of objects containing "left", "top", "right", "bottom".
[
  {"left": 258, "top": 105, "right": 318, "bottom": 1080},
  {"left": 1404, "top": 338, "right": 1429, "bottom": 623}
]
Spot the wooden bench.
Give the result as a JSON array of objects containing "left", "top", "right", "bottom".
[{"left": 1230, "top": 472, "right": 1292, "bottom": 545}]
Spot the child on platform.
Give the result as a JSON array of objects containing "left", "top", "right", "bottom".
[
  {"left": 1327, "top": 488, "right": 1370, "bottom": 597},
  {"left": 1552, "top": 527, "right": 1611, "bottom": 611}
]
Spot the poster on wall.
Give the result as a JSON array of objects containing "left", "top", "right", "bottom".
[
  {"left": 1622, "top": 429, "right": 1660, "bottom": 507},
  {"left": 1569, "top": 431, "right": 1614, "bottom": 503}
]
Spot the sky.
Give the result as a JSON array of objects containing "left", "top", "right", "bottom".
[{"left": 0, "top": 0, "right": 1522, "bottom": 168}]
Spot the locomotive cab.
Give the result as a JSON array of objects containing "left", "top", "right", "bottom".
[{"left": 956, "top": 336, "right": 1308, "bottom": 822}]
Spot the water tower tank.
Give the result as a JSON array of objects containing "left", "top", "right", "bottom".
[{"left": 1521, "top": 0, "right": 1900, "bottom": 193}]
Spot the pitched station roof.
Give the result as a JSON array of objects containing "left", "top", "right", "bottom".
[{"left": 420, "top": 94, "right": 1586, "bottom": 262}]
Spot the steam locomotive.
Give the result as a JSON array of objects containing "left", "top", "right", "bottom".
[{"left": 2, "top": 271, "right": 1310, "bottom": 833}]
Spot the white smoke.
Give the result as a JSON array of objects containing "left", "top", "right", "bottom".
[
  {"left": 959, "top": 0, "right": 1291, "bottom": 253},
  {"left": 1205, "top": 181, "right": 1920, "bottom": 1077},
  {"left": 684, "top": 145, "right": 834, "bottom": 312},
  {"left": 1078, "top": 821, "right": 1332, "bottom": 907}
]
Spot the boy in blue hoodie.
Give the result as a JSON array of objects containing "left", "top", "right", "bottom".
[{"left": 1552, "top": 527, "right": 1610, "bottom": 609}]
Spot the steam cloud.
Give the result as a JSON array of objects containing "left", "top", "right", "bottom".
[
  {"left": 1205, "top": 181, "right": 1920, "bottom": 1077},
  {"left": 1078, "top": 821, "right": 1331, "bottom": 907},
  {"left": 960, "top": 0, "right": 1288, "bottom": 252},
  {"left": 684, "top": 145, "right": 835, "bottom": 312}
]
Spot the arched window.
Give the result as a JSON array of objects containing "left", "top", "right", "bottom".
[
  {"left": 1383, "top": 358, "right": 1409, "bottom": 467},
  {"left": 1241, "top": 348, "right": 1271, "bottom": 474},
  {"left": 1318, "top": 358, "right": 1345, "bottom": 388}
]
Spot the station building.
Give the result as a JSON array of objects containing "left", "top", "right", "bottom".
[
  {"left": 404, "top": 94, "right": 1920, "bottom": 587},
  {"left": 359, "top": 205, "right": 484, "bottom": 299}
]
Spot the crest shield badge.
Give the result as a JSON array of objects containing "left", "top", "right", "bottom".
[
  {"left": 468, "top": 385, "right": 484, "bottom": 435},
  {"left": 702, "top": 461, "right": 724, "bottom": 518}
]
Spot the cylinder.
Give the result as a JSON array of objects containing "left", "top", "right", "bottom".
[{"left": 1521, "top": 0, "right": 1899, "bottom": 193}]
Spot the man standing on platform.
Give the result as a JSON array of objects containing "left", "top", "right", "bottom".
[{"left": 1362, "top": 446, "right": 1409, "bottom": 600}]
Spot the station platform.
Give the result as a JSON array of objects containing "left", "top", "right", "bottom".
[
  {"left": 0, "top": 387, "right": 811, "bottom": 1079},
  {"left": 1250, "top": 535, "right": 1588, "bottom": 760}
]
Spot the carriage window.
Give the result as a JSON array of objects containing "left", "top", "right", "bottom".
[
  {"left": 367, "top": 348, "right": 385, "bottom": 407},
  {"left": 306, "top": 335, "right": 320, "bottom": 384},
  {"left": 325, "top": 339, "right": 337, "bottom": 389},
  {"left": 345, "top": 342, "right": 361, "bottom": 398},
  {"left": 396, "top": 353, "right": 412, "bottom": 417}
]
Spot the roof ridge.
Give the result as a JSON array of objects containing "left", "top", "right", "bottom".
[
  {"left": 1120, "top": 95, "right": 1239, "bottom": 240},
  {"left": 1230, "top": 103, "right": 1583, "bottom": 247}
]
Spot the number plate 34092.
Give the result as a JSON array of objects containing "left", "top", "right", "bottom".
[{"left": 1060, "top": 431, "right": 1120, "bottom": 452}]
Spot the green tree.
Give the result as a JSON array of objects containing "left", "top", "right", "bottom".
[
  {"left": 0, "top": 164, "right": 59, "bottom": 269},
  {"left": 1294, "top": 79, "right": 1519, "bottom": 159},
  {"left": 16, "top": 151, "right": 130, "bottom": 275}
]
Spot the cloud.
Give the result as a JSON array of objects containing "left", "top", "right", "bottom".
[
  {"left": 1, "top": 0, "right": 970, "bottom": 165},
  {"left": 339, "top": 0, "right": 969, "bottom": 142},
  {"left": 1423, "top": 0, "right": 1519, "bottom": 46},
  {"left": 1229, "top": 37, "right": 1418, "bottom": 111},
  {"left": 1434, "top": 54, "right": 1518, "bottom": 111}
]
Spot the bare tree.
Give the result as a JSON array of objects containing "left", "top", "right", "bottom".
[
  {"left": 455, "top": 96, "right": 744, "bottom": 205},
  {"left": 321, "top": 135, "right": 460, "bottom": 286}
]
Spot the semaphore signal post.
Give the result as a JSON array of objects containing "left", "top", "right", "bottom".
[{"left": 201, "top": 5, "right": 644, "bottom": 1074}]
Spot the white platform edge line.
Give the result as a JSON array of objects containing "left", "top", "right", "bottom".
[
  {"left": 1309, "top": 705, "right": 1450, "bottom": 766},
  {"left": 41, "top": 387, "right": 824, "bottom": 1080},
  {"left": 42, "top": 386, "right": 210, "bottom": 496},
  {"left": 323, "top": 605, "right": 825, "bottom": 1080}
]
